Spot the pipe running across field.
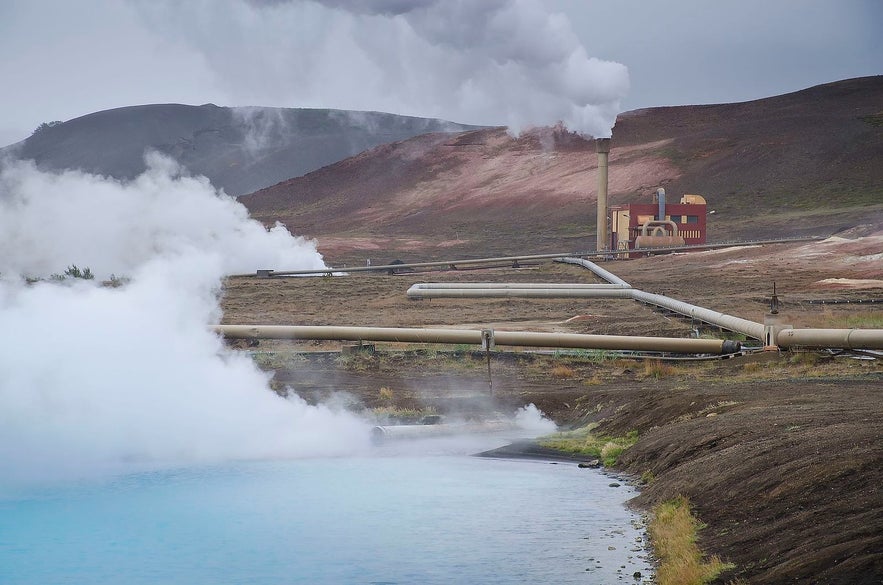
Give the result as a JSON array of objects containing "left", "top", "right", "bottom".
[
  {"left": 557, "top": 258, "right": 882, "bottom": 349},
  {"left": 407, "top": 259, "right": 883, "bottom": 350},
  {"left": 405, "top": 286, "right": 635, "bottom": 299},
  {"left": 555, "top": 257, "right": 766, "bottom": 340},
  {"left": 407, "top": 283, "right": 632, "bottom": 289},
  {"left": 776, "top": 328, "right": 883, "bottom": 350},
  {"left": 215, "top": 325, "right": 742, "bottom": 354}
]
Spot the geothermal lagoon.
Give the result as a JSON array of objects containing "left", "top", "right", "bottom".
[{"left": 1, "top": 436, "right": 652, "bottom": 584}]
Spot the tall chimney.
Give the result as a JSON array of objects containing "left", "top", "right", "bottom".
[{"left": 595, "top": 138, "right": 611, "bottom": 251}]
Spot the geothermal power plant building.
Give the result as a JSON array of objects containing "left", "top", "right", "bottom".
[{"left": 595, "top": 139, "right": 707, "bottom": 255}]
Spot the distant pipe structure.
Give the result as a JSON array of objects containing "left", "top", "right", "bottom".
[
  {"left": 406, "top": 281, "right": 765, "bottom": 338},
  {"left": 595, "top": 138, "right": 611, "bottom": 252},
  {"left": 560, "top": 258, "right": 882, "bottom": 349},
  {"left": 555, "top": 257, "right": 766, "bottom": 340},
  {"left": 406, "top": 259, "right": 883, "bottom": 351},
  {"left": 405, "top": 284, "right": 634, "bottom": 299},
  {"left": 227, "top": 236, "right": 825, "bottom": 278},
  {"left": 640, "top": 220, "right": 679, "bottom": 237},
  {"left": 215, "top": 324, "right": 742, "bottom": 354},
  {"left": 230, "top": 253, "right": 582, "bottom": 278},
  {"left": 656, "top": 187, "right": 666, "bottom": 221},
  {"left": 407, "top": 283, "right": 631, "bottom": 289}
]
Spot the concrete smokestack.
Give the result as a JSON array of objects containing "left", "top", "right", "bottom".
[{"left": 595, "top": 138, "right": 611, "bottom": 251}]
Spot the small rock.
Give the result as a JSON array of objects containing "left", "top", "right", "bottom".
[
  {"left": 578, "top": 459, "right": 602, "bottom": 468},
  {"left": 609, "top": 482, "right": 621, "bottom": 487},
  {"left": 608, "top": 545, "right": 616, "bottom": 550},
  {"left": 633, "top": 571, "right": 642, "bottom": 579},
  {"left": 706, "top": 412, "right": 718, "bottom": 418}
]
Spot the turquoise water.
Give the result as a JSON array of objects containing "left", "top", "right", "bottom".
[{"left": 0, "top": 452, "right": 652, "bottom": 584}]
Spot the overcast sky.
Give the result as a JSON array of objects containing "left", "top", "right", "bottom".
[{"left": 1, "top": 0, "right": 880, "bottom": 146}]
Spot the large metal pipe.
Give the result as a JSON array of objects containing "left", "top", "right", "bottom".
[
  {"left": 558, "top": 257, "right": 883, "bottom": 349},
  {"left": 407, "top": 283, "right": 631, "bottom": 289},
  {"left": 776, "top": 328, "right": 883, "bottom": 350},
  {"left": 558, "top": 257, "right": 766, "bottom": 340},
  {"left": 215, "top": 324, "right": 741, "bottom": 354},
  {"left": 406, "top": 285, "right": 634, "bottom": 300},
  {"left": 556, "top": 257, "right": 630, "bottom": 286},
  {"left": 596, "top": 138, "right": 611, "bottom": 252},
  {"left": 629, "top": 289, "right": 767, "bottom": 340},
  {"left": 406, "top": 283, "right": 631, "bottom": 300},
  {"left": 217, "top": 325, "right": 483, "bottom": 344}
]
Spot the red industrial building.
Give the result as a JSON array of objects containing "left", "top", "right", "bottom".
[{"left": 608, "top": 189, "right": 707, "bottom": 255}]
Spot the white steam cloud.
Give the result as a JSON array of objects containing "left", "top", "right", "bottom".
[
  {"left": 0, "top": 153, "right": 325, "bottom": 280},
  {"left": 134, "top": 0, "right": 629, "bottom": 137},
  {"left": 515, "top": 403, "right": 557, "bottom": 434},
  {"left": 0, "top": 157, "right": 368, "bottom": 487}
]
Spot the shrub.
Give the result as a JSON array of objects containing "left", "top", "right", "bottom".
[
  {"left": 550, "top": 364, "right": 576, "bottom": 379},
  {"left": 539, "top": 425, "right": 638, "bottom": 467},
  {"left": 650, "top": 496, "right": 734, "bottom": 585},
  {"left": 642, "top": 359, "right": 677, "bottom": 379}
]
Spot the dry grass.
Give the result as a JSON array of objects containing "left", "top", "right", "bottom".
[
  {"left": 650, "top": 496, "right": 734, "bottom": 585},
  {"left": 799, "top": 308, "right": 883, "bottom": 329},
  {"left": 549, "top": 364, "right": 577, "bottom": 379},
  {"left": 641, "top": 359, "right": 678, "bottom": 379}
]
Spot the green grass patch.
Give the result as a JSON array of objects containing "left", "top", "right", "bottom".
[
  {"left": 859, "top": 112, "right": 883, "bottom": 127},
  {"left": 538, "top": 424, "right": 638, "bottom": 466},
  {"left": 649, "top": 496, "right": 734, "bottom": 585}
]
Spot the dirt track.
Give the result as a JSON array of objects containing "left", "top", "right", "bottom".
[{"left": 220, "top": 237, "right": 882, "bottom": 584}]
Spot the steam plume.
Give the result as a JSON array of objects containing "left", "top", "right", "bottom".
[
  {"left": 0, "top": 153, "right": 324, "bottom": 279},
  {"left": 135, "top": 0, "right": 629, "bottom": 137},
  {"left": 0, "top": 156, "right": 367, "bottom": 486}
]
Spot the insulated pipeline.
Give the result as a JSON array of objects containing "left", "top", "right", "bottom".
[
  {"left": 556, "top": 257, "right": 631, "bottom": 286},
  {"left": 406, "top": 286, "right": 635, "bottom": 299},
  {"left": 555, "top": 257, "right": 880, "bottom": 349},
  {"left": 215, "top": 325, "right": 741, "bottom": 354},
  {"left": 776, "top": 328, "right": 883, "bottom": 350},
  {"left": 407, "top": 278, "right": 765, "bottom": 340},
  {"left": 556, "top": 257, "right": 765, "bottom": 339},
  {"left": 628, "top": 290, "right": 766, "bottom": 340},
  {"left": 407, "top": 283, "right": 631, "bottom": 289}
]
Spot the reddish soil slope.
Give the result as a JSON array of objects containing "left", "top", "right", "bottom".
[{"left": 241, "top": 77, "right": 883, "bottom": 264}]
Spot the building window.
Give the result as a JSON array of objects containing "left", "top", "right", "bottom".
[{"left": 686, "top": 215, "right": 699, "bottom": 224}]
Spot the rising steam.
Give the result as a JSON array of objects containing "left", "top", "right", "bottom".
[
  {"left": 135, "top": 0, "right": 629, "bottom": 137},
  {"left": 0, "top": 153, "right": 325, "bottom": 280},
  {"left": 0, "top": 156, "right": 368, "bottom": 486}
]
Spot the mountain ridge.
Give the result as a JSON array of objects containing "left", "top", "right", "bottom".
[
  {"left": 239, "top": 76, "right": 883, "bottom": 263},
  {"left": 3, "top": 103, "right": 479, "bottom": 196}
]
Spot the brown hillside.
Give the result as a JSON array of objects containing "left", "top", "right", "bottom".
[{"left": 241, "top": 77, "right": 883, "bottom": 265}]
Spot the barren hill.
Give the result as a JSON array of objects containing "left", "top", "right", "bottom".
[
  {"left": 241, "top": 76, "right": 883, "bottom": 264},
  {"left": 4, "top": 104, "right": 477, "bottom": 196}
]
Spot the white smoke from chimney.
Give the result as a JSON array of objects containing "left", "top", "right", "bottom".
[{"left": 134, "top": 0, "right": 629, "bottom": 137}]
